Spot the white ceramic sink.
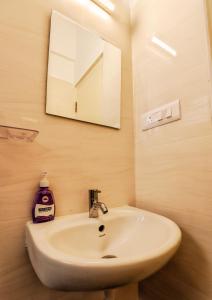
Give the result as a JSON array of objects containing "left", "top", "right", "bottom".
[{"left": 25, "top": 206, "right": 181, "bottom": 291}]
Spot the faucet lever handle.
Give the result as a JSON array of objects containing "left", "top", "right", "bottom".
[
  {"left": 93, "top": 189, "right": 101, "bottom": 202},
  {"left": 95, "top": 189, "right": 101, "bottom": 194}
]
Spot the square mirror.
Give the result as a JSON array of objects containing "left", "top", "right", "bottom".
[{"left": 46, "top": 11, "right": 121, "bottom": 129}]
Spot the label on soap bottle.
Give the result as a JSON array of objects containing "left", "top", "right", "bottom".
[{"left": 35, "top": 204, "right": 55, "bottom": 218}]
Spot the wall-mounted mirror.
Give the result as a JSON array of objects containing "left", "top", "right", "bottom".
[{"left": 46, "top": 11, "right": 121, "bottom": 129}]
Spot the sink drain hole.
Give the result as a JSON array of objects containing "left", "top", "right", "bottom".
[
  {"left": 99, "top": 225, "right": 105, "bottom": 232},
  {"left": 102, "top": 255, "right": 117, "bottom": 259}
]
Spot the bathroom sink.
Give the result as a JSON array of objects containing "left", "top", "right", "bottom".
[{"left": 25, "top": 206, "right": 181, "bottom": 291}]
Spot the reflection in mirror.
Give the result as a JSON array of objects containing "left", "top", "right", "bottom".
[{"left": 46, "top": 11, "right": 121, "bottom": 128}]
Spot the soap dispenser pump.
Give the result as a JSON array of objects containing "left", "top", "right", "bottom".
[{"left": 32, "top": 172, "right": 55, "bottom": 223}]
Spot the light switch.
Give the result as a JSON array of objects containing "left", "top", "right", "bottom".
[
  {"left": 164, "top": 107, "right": 172, "bottom": 118},
  {"left": 152, "top": 111, "right": 163, "bottom": 122},
  {"left": 142, "top": 99, "right": 181, "bottom": 131}
]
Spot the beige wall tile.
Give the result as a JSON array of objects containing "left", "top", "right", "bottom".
[
  {"left": 131, "top": 0, "right": 212, "bottom": 299},
  {"left": 0, "top": 0, "right": 135, "bottom": 299}
]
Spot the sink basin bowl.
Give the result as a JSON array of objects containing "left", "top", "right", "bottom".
[{"left": 25, "top": 206, "right": 181, "bottom": 291}]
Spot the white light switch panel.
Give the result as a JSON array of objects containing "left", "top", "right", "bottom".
[{"left": 142, "top": 99, "right": 181, "bottom": 131}]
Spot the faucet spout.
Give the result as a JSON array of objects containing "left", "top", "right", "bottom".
[{"left": 99, "top": 202, "right": 108, "bottom": 214}]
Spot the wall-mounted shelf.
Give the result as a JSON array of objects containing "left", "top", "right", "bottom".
[{"left": 0, "top": 125, "right": 39, "bottom": 142}]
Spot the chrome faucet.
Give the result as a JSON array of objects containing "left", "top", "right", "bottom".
[{"left": 89, "top": 189, "right": 108, "bottom": 218}]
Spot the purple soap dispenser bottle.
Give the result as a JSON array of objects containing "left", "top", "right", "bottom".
[{"left": 32, "top": 172, "right": 55, "bottom": 223}]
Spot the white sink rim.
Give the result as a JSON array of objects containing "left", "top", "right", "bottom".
[{"left": 26, "top": 206, "right": 181, "bottom": 268}]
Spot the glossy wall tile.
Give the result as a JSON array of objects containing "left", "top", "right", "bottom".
[
  {"left": 0, "top": 0, "right": 135, "bottom": 299},
  {"left": 131, "top": 0, "right": 212, "bottom": 299}
]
